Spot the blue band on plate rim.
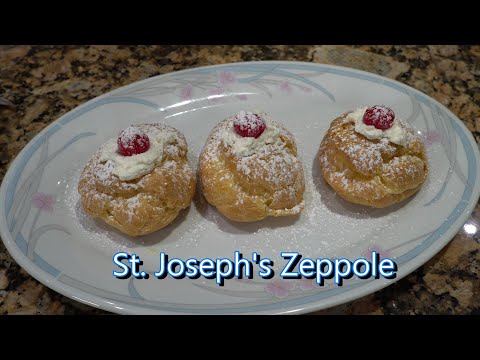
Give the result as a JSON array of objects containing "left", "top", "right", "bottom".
[{"left": 1, "top": 62, "right": 479, "bottom": 314}]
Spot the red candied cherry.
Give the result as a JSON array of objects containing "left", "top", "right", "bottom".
[
  {"left": 117, "top": 126, "right": 150, "bottom": 156},
  {"left": 233, "top": 111, "right": 266, "bottom": 138},
  {"left": 363, "top": 105, "right": 395, "bottom": 130}
]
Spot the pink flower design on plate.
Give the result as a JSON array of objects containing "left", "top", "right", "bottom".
[
  {"left": 236, "top": 94, "right": 248, "bottom": 101},
  {"left": 217, "top": 71, "right": 236, "bottom": 87},
  {"left": 362, "top": 244, "right": 392, "bottom": 259},
  {"left": 208, "top": 87, "right": 225, "bottom": 103},
  {"left": 300, "top": 85, "right": 312, "bottom": 93},
  {"left": 299, "top": 278, "right": 317, "bottom": 291},
  {"left": 279, "top": 80, "right": 293, "bottom": 95},
  {"left": 421, "top": 130, "right": 442, "bottom": 146},
  {"left": 265, "top": 279, "right": 295, "bottom": 298},
  {"left": 31, "top": 193, "right": 55, "bottom": 212},
  {"left": 177, "top": 83, "right": 194, "bottom": 100}
]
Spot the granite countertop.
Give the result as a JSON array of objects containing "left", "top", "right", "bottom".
[{"left": 0, "top": 45, "right": 479, "bottom": 315}]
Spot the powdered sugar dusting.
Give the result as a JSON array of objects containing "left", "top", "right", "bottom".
[
  {"left": 217, "top": 111, "right": 284, "bottom": 158},
  {"left": 125, "top": 195, "right": 141, "bottom": 222},
  {"left": 118, "top": 126, "right": 147, "bottom": 147},
  {"left": 233, "top": 111, "right": 266, "bottom": 138},
  {"left": 221, "top": 151, "right": 401, "bottom": 270},
  {"left": 363, "top": 105, "right": 395, "bottom": 130},
  {"left": 57, "top": 114, "right": 440, "bottom": 277},
  {"left": 117, "top": 125, "right": 150, "bottom": 156},
  {"left": 58, "top": 135, "right": 436, "bottom": 275},
  {"left": 60, "top": 165, "right": 203, "bottom": 255},
  {"left": 96, "top": 160, "right": 114, "bottom": 182},
  {"left": 319, "top": 111, "right": 428, "bottom": 206},
  {"left": 60, "top": 166, "right": 133, "bottom": 252}
]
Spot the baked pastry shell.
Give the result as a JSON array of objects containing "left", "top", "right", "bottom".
[
  {"left": 318, "top": 115, "right": 428, "bottom": 208},
  {"left": 199, "top": 118, "right": 305, "bottom": 222},
  {"left": 78, "top": 125, "right": 196, "bottom": 236}
]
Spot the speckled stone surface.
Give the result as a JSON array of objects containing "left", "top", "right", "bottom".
[{"left": 0, "top": 45, "right": 479, "bottom": 315}]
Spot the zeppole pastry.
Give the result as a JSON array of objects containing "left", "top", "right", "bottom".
[
  {"left": 78, "top": 124, "right": 196, "bottom": 236},
  {"left": 319, "top": 105, "right": 428, "bottom": 208},
  {"left": 199, "top": 111, "right": 305, "bottom": 222}
]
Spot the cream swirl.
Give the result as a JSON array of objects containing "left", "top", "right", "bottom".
[
  {"left": 219, "top": 112, "right": 284, "bottom": 157},
  {"left": 98, "top": 125, "right": 178, "bottom": 181},
  {"left": 345, "top": 107, "right": 413, "bottom": 146}
]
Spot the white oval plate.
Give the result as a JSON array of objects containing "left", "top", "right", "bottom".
[{"left": 1, "top": 61, "right": 479, "bottom": 314}]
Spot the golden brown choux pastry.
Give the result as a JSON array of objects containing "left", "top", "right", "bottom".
[
  {"left": 199, "top": 111, "right": 305, "bottom": 222},
  {"left": 319, "top": 105, "right": 428, "bottom": 208},
  {"left": 78, "top": 123, "right": 196, "bottom": 236}
]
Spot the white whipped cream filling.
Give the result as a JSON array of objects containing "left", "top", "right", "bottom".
[
  {"left": 98, "top": 126, "right": 178, "bottom": 181},
  {"left": 345, "top": 107, "right": 413, "bottom": 146},
  {"left": 220, "top": 113, "right": 283, "bottom": 157}
]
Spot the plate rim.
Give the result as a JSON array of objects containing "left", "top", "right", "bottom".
[{"left": 1, "top": 60, "right": 479, "bottom": 315}]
